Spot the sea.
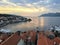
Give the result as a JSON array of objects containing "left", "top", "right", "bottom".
[{"left": 0, "top": 16, "right": 60, "bottom": 32}]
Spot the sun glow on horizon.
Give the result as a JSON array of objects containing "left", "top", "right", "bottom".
[{"left": 0, "top": 6, "right": 48, "bottom": 16}]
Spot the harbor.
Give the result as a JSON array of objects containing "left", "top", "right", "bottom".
[
  {"left": 0, "top": 16, "right": 60, "bottom": 45},
  {"left": 0, "top": 0, "right": 60, "bottom": 45}
]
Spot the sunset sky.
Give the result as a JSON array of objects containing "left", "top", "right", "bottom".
[{"left": 0, "top": 0, "right": 60, "bottom": 16}]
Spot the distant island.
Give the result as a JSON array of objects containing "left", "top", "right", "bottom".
[
  {"left": 0, "top": 14, "right": 31, "bottom": 28},
  {"left": 40, "top": 13, "right": 60, "bottom": 17}
]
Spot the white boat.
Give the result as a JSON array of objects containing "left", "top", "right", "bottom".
[
  {"left": 50, "top": 25, "right": 60, "bottom": 33},
  {"left": 0, "top": 29, "right": 11, "bottom": 33}
]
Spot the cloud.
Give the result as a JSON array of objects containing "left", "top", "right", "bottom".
[
  {"left": 0, "top": 0, "right": 51, "bottom": 16},
  {"left": 26, "top": 4, "right": 33, "bottom": 7},
  {"left": 0, "top": 0, "right": 60, "bottom": 16},
  {"left": 0, "top": 0, "right": 17, "bottom": 6}
]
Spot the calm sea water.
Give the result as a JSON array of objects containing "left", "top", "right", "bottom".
[{"left": 1, "top": 17, "right": 60, "bottom": 32}]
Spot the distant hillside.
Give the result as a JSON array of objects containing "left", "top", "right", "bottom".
[
  {"left": 40, "top": 13, "right": 60, "bottom": 17},
  {"left": 0, "top": 14, "right": 31, "bottom": 28}
]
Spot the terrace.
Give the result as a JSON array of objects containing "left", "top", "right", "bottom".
[{"left": 0, "top": 30, "right": 59, "bottom": 45}]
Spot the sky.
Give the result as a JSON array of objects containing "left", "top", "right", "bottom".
[{"left": 0, "top": 0, "right": 60, "bottom": 16}]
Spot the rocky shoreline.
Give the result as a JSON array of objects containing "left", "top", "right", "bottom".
[{"left": 0, "top": 14, "right": 31, "bottom": 28}]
